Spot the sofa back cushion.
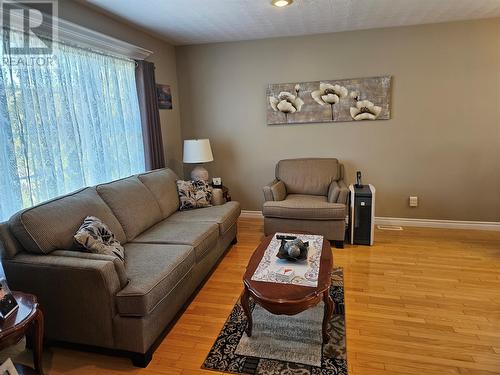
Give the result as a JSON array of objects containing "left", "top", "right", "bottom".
[
  {"left": 96, "top": 176, "right": 162, "bottom": 241},
  {"left": 9, "top": 188, "right": 126, "bottom": 255},
  {"left": 138, "top": 168, "right": 179, "bottom": 219},
  {"left": 276, "top": 158, "right": 340, "bottom": 196}
]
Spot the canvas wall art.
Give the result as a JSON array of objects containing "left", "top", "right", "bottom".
[
  {"left": 266, "top": 75, "right": 391, "bottom": 125},
  {"left": 156, "top": 84, "right": 173, "bottom": 109}
]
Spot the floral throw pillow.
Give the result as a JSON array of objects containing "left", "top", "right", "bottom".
[
  {"left": 177, "top": 180, "right": 213, "bottom": 211},
  {"left": 73, "top": 216, "right": 125, "bottom": 262}
]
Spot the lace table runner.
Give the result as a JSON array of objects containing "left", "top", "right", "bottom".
[{"left": 251, "top": 233, "right": 324, "bottom": 287}]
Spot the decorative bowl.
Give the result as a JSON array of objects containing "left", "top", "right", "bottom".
[{"left": 276, "top": 238, "right": 309, "bottom": 261}]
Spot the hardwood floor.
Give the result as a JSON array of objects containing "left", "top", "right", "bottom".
[{"left": 33, "top": 218, "right": 500, "bottom": 374}]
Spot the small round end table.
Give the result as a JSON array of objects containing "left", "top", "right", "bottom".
[{"left": 0, "top": 292, "right": 44, "bottom": 375}]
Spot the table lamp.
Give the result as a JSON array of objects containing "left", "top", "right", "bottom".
[{"left": 183, "top": 139, "right": 214, "bottom": 181}]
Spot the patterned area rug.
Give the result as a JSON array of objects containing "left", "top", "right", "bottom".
[{"left": 202, "top": 268, "right": 347, "bottom": 375}]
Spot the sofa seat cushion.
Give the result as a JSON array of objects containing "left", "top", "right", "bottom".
[
  {"left": 116, "top": 243, "right": 195, "bottom": 317},
  {"left": 131, "top": 220, "right": 218, "bottom": 262},
  {"left": 96, "top": 177, "right": 162, "bottom": 241},
  {"left": 263, "top": 194, "right": 346, "bottom": 220},
  {"left": 166, "top": 201, "right": 241, "bottom": 235},
  {"left": 138, "top": 169, "right": 180, "bottom": 219},
  {"left": 9, "top": 187, "right": 126, "bottom": 255}
]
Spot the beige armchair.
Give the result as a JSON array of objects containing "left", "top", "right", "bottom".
[{"left": 262, "top": 158, "right": 349, "bottom": 247}]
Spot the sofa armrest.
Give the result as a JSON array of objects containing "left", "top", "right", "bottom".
[
  {"left": 2, "top": 252, "right": 123, "bottom": 347},
  {"left": 328, "top": 180, "right": 349, "bottom": 204},
  {"left": 263, "top": 180, "right": 286, "bottom": 202},
  {"left": 3, "top": 250, "right": 123, "bottom": 296},
  {"left": 51, "top": 250, "right": 128, "bottom": 288}
]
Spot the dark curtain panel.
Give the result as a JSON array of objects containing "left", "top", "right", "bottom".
[{"left": 135, "top": 60, "right": 165, "bottom": 170}]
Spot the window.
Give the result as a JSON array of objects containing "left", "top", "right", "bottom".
[{"left": 0, "top": 31, "right": 145, "bottom": 221}]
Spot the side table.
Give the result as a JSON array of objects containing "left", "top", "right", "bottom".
[
  {"left": 212, "top": 184, "right": 231, "bottom": 205},
  {"left": 0, "top": 292, "right": 44, "bottom": 375},
  {"left": 220, "top": 185, "right": 231, "bottom": 202}
]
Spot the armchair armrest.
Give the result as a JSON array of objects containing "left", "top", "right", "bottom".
[
  {"left": 263, "top": 179, "right": 287, "bottom": 202},
  {"left": 2, "top": 252, "right": 124, "bottom": 347},
  {"left": 337, "top": 180, "right": 349, "bottom": 204},
  {"left": 328, "top": 180, "right": 349, "bottom": 204}
]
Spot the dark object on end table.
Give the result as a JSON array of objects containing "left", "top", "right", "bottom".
[{"left": 0, "top": 279, "right": 19, "bottom": 320}]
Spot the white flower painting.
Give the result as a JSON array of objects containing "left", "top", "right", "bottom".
[
  {"left": 269, "top": 90, "right": 304, "bottom": 121},
  {"left": 311, "top": 83, "right": 348, "bottom": 121},
  {"left": 266, "top": 75, "right": 391, "bottom": 125},
  {"left": 350, "top": 100, "right": 382, "bottom": 121},
  {"left": 311, "top": 83, "right": 348, "bottom": 105}
]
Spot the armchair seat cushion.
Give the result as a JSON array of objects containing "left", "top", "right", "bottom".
[
  {"left": 263, "top": 194, "right": 346, "bottom": 220},
  {"left": 131, "top": 220, "right": 218, "bottom": 262},
  {"left": 116, "top": 243, "right": 195, "bottom": 317}
]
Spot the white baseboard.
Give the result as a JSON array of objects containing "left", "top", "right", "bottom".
[
  {"left": 240, "top": 210, "right": 500, "bottom": 231},
  {"left": 241, "top": 210, "right": 264, "bottom": 219},
  {"left": 374, "top": 217, "right": 500, "bottom": 231}
]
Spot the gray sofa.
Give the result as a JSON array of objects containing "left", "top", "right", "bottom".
[
  {"left": 262, "top": 158, "right": 348, "bottom": 247},
  {"left": 0, "top": 168, "right": 240, "bottom": 367}
]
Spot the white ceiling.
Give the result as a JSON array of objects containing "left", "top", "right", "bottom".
[{"left": 85, "top": 0, "right": 500, "bottom": 45}]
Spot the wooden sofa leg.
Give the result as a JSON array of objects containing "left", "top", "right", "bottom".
[
  {"left": 131, "top": 350, "right": 152, "bottom": 368},
  {"left": 231, "top": 236, "right": 238, "bottom": 245},
  {"left": 332, "top": 240, "right": 344, "bottom": 249}
]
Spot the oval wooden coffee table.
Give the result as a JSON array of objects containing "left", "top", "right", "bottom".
[{"left": 241, "top": 233, "right": 334, "bottom": 342}]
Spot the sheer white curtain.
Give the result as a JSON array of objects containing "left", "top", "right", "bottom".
[{"left": 0, "top": 31, "right": 145, "bottom": 221}]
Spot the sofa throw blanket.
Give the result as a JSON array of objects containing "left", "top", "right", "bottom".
[
  {"left": 177, "top": 180, "right": 213, "bottom": 210},
  {"left": 74, "top": 216, "right": 125, "bottom": 262}
]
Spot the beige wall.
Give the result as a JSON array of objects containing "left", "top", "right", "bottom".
[
  {"left": 60, "top": 1, "right": 184, "bottom": 176},
  {"left": 177, "top": 18, "right": 500, "bottom": 221}
]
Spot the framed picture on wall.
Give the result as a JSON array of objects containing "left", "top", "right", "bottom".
[
  {"left": 267, "top": 75, "right": 391, "bottom": 125},
  {"left": 156, "top": 84, "right": 173, "bottom": 110}
]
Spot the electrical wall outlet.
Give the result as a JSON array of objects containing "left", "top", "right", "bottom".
[{"left": 409, "top": 196, "right": 418, "bottom": 207}]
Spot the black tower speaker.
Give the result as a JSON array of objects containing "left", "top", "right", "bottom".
[{"left": 349, "top": 184, "right": 375, "bottom": 245}]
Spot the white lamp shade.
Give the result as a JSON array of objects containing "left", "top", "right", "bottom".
[{"left": 183, "top": 139, "right": 214, "bottom": 163}]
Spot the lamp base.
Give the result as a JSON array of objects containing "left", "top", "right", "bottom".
[{"left": 191, "top": 165, "right": 209, "bottom": 181}]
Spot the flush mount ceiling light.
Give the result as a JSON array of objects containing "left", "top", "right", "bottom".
[{"left": 271, "top": 0, "right": 293, "bottom": 7}]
